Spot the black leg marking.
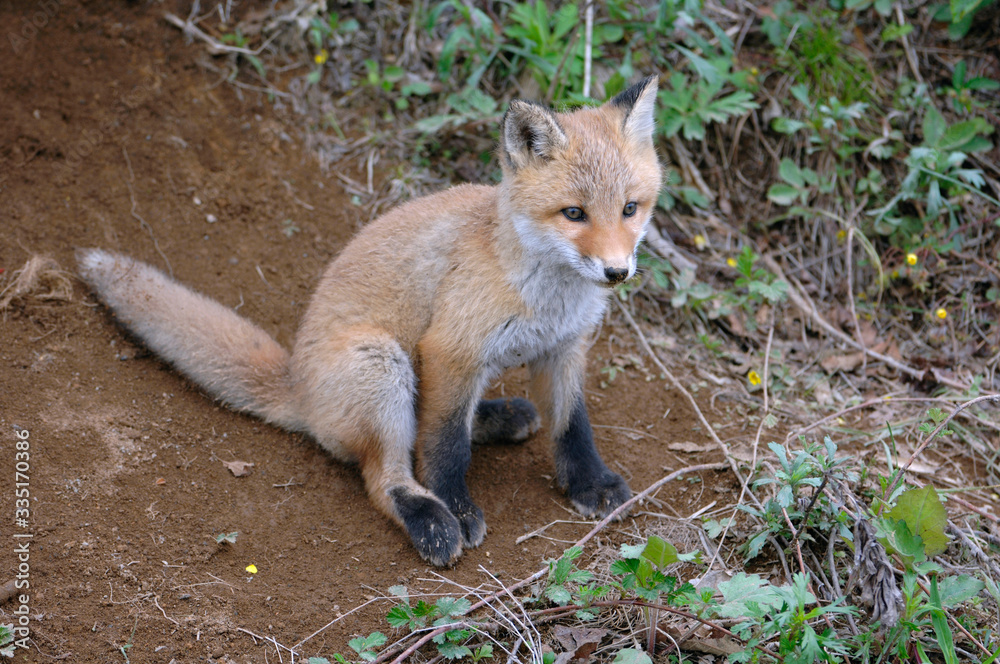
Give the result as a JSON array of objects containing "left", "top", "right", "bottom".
[
  {"left": 422, "top": 408, "right": 486, "bottom": 548},
  {"left": 389, "top": 486, "right": 463, "bottom": 567},
  {"left": 471, "top": 397, "right": 541, "bottom": 446},
  {"left": 555, "top": 395, "right": 631, "bottom": 518}
]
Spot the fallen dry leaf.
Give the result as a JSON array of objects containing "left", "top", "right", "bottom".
[
  {"left": 223, "top": 460, "right": 254, "bottom": 477},
  {"left": 552, "top": 625, "right": 607, "bottom": 663},
  {"left": 820, "top": 351, "right": 866, "bottom": 374}
]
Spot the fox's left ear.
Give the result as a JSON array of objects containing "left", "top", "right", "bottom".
[{"left": 608, "top": 75, "right": 658, "bottom": 144}]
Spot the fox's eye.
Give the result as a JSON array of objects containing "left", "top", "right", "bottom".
[
  {"left": 623, "top": 201, "right": 638, "bottom": 217},
  {"left": 562, "top": 207, "right": 586, "bottom": 222}
]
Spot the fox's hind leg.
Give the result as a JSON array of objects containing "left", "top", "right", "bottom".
[
  {"left": 471, "top": 398, "right": 541, "bottom": 446},
  {"left": 298, "top": 330, "right": 463, "bottom": 567}
]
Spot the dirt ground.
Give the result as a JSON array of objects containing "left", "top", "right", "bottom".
[{"left": 0, "top": 2, "right": 734, "bottom": 662}]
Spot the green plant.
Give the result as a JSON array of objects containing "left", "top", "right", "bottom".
[
  {"left": 657, "top": 66, "right": 757, "bottom": 141},
  {"left": 0, "top": 624, "right": 15, "bottom": 658},
  {"left": 220, "top": 28, "right": 266, "bottom": 79},
  {"left": 939, "top": 60, "right": 1000, "bottom": 114},
  {"left": 764, "top": 4, "right": 874, "bottom": 104},
  {"left": 931, "top": 0, "right": 999, "bottom": 39},
  {"left": 503, "top": 2, "right": 622, "bottom": 102},
  {"left": 870, "top": 107, "right": 994, "bottom": 240},
  {"left": 738, "top": 437, "right": 855, "bottom": 560},
  {"left": 611, "top": 536, "right": 700, "bottom": 652},
  {"left": 215, "top": 531, "right": 238, "bottom": 544},
  {"left": 730, "top": 246, "right": 789, "bottom": 310},
  {"left": 386, "top": 586, "right": 494, "bottom": 660},
  {"left": 347, "top": 632, "right": 387, "bottom": 662},
  {"left": 361, "top": 59, "right": 434, "bottom": 111},
  {"left": 305, "top": 13, "right": 360, "bottom": 85}
]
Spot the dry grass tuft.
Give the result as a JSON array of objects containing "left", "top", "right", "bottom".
[{"left": 0, "top": 254, "right": 74, "bottom": 313}]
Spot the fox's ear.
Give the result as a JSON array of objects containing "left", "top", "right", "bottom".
[
  {"left": 608, "top": 75, "right": 658, "bottom": 144},
  {"left": 500, "top": 100, "right": 568, "bottom": 169}
]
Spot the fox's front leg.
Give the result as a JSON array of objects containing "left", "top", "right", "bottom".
[
  {"left": 415, "top": 339, "right": 487, "bottom": 549},
  {"left": 531, "top": 342, "right": 631, "bottom": 518}
]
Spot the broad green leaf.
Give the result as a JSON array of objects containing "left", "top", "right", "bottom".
[
  {"left": 641, "top": 535, "right": 680, "bottom": 568},
  {"left": 767, "top": 183, "right": 801, "bottom": 206},
  {"left": 937, "top": 574, "right": 985, "bottom": 607},
  {"left": 437, "top": 642, "right": 473, "bottom": 660},
  {"left": 779, "top": 158, "right": 805, "bottom": 186},
  {"left": 716, "top": 573, "right": 784, "bottom": 618},
  {"left": 435, "top": 597, "right": 471, "bottom": 618},
  {"left": 889, "top": 485, "right": 949, "bottom": 556},
  {"left": 612, "top": 648, "right": 653, "bottom": 664},
  {"left": 939, "top": 120, "right": 985, "bottom": 151},
  {"left": 545, "top": 585, "right": 572, "bottom": 605}
]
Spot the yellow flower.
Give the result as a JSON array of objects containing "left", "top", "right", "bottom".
[
  {"left": 935, "top": 308, "right": 947, "bottom": 320},
  {"left": 245, "top": 564, "right": 258, "bottom": 574},
  {"left": 726, "top": 257, "right": 737, "bottom": 268},
  {"left": 906, "top": 252, "right": 918, "bottom": 266},
  {"left": 693, "top": 234, "right": 707, "bottom": 250},
  {"left": 748, "top": 370, "right": 761, "bottom": 386},
  {"left": 314, "top": 49, "right": 329, "bottom": 65}
]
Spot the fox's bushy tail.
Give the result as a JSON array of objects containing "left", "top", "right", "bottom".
[{"left": 77, "top": 249, "right": 303, "bottom": 431}]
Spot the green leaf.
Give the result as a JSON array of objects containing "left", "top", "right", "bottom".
[
  {"left": 545, "top": 585, "right": 572, "bottom": 605},
  {"left": 967, "top": 77, "right": 1000, "bottom": 91},
  {"left": 923, "top": 107, "right": 946, "bottom": 148},
  {"left": 778, "top": 158, "right": 804, "bottom": 187},
  {"left": 612, "top": 648, "right": 653, "bottom": 664},
  {"left": 437, "top": 642, "right": 473, "bottom": 660},
  {"left": 772, "top": 117, "right": 807, "bottom": 134},
  {"left": 889, "top": 485, "right": 949, "bottom": 556},
  {"left": 640, "top": 535, "right": 680, "bottom": 568},
  {"left": 952, "top": 0, "right": 987, "bottom": 21},
  {"left": 881, "top": 22, "right": 914, "bottom": 41},
  {"left": 937, "top": 574, "right": 985, "bottom": 607},
  {"left": 435, "top": 597, "right": 471, "bottom": 618},
  {"left": 675, "top": 45, "right": 723, "bottom": 86},
  {"left": 716, "top": 573, "right": 784, "bottom": 618},
  {"left": 939, "top": 120, "right": 986, "bottom": 151},
  {"left": 767, "top": 183, "right": 801, "bottom": 206},
  {"left": 929, "top": 577, "right": 959, "bottom": 664},
  {"left": 386, "top": 606, "right": 412, "bottom": 628}
]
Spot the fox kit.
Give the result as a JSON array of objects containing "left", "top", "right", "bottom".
[{"left": 78, "top": 76, "right": 662, "bottom": 566}]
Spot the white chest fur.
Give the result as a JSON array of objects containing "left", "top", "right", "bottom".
[{"left": 481, "top": 261, "right": 608, "bottom": 371}]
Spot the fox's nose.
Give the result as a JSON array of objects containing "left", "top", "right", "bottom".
[{"left": 604, "top": 267, "right": 629, "bottom": 283}]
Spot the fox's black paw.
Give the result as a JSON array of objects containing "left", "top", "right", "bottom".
[
  {"left": 389, "top": 487, "right": 463, "bottom": 567},
  {"left": 471, "top": 397, "right": 541, "bottom": 446},
  {"left": 449, "top": 497, "right": 487, "bottom": 548},
  {"left": 567, "top": 470, "right": 632, "bottom": 519}
]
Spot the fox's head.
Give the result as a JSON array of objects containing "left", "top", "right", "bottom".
[{"left": 498, "top": 76, "right": 662, "bottom": 286}]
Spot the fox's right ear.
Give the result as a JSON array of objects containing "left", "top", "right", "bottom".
[{"left": 500, "top": 100, "right": 568, "bottom": 170}]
